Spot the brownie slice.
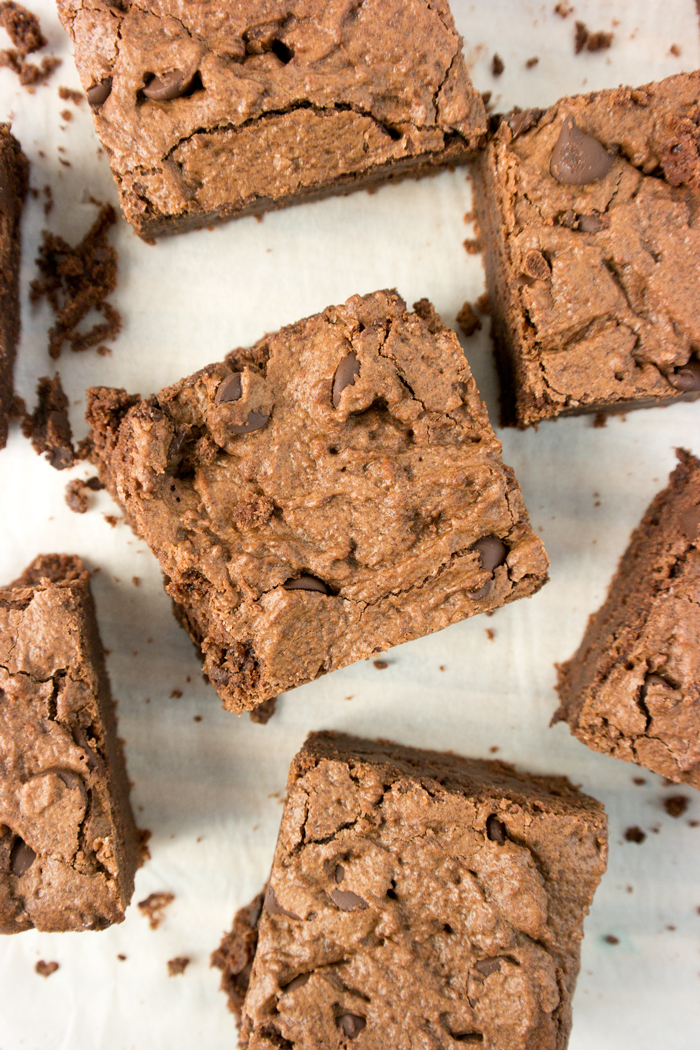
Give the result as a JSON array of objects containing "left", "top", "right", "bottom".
[
  {"left": 86, "top": 290, "right": 548, "bottom": 714},
  {"left": 214, "top": 731, "right": 608, "bottom": 1049},
  {"left": 555, "top": 449, "right": 700, "bottom": 788},
  {"left": 473, "top": 72, "right": 700, "bottom": 427},
  {"left": 0, "top": 555, "right": 140, "bottom": 932},
  {"left": 0, "top": 124, "right": 28, "bottom": 449},
  {"left": 56, "top": 0, "right": 486, "bottom": 239}
]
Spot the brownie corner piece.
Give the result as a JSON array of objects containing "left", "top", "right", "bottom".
[
  {"left": 86, "top": 290, "right": 548, "bottom": 714},
  {"left": 229, "top": 731, "right": 607, "bottom": 1048},
  {"left": 473, "top": 71, "right": 700, "bottom": 427},
  {"left": 57, "top": 0, "right": 486, "bottom": 238},
  {"left": 555, "top": 448, "right": 700, "bottom": 788},
  {"left": 0, "top": 554, "right": 140, "bottom": 933},
  {"left": 0, "top": 123, "right": 29, "bottom": 450}
]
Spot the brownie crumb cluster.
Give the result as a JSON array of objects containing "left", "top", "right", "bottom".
[
  {"left": 0, "top": 1, "right": 60, "bottom": 88},
  {"left": 22, "top": 373, "right": 75, "bottom": 469},
  {"left": 0, "top": 124, "right": 28, "bottom": 449}
]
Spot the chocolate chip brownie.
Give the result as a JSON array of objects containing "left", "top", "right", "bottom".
[
  {"left": 56, "top": 0, "right": 486, "bottom": 239},
  {"left": 0, "top": 124, "right": 28, "bottom": 449},
  {"left": 554, "top": 449, "right": 700, "bottom": 789},
  {"left": 473, "top": 72, "right": 700, "bottom": 427},
  {"left": 86, "top": 290, "right": 549, "bottom": 714},
  {"left": 214, "top": 731, "right": 608, "bottom": 1049},
  {"left": 0, "top": 555, "right": 140, "bottom": 932}
]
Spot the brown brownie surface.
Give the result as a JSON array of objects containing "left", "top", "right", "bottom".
[
  {"left": 555, "top": 449, "right": 700, "bottom": 788},
  {"left": 218, "top": 731, "right": 607, "bottom": 1049},
  {"left": 0, "top": 554, "right": 140, "bottom": 932},
  {"left": 0, "top": 124, "right": 28, "bottom": 450},
  {"left": 473, "top": 72, "right": 700, "bottom": 427},
  {"left": 86, "top": 290, "right": 548, "bottom": 713},
  {"left": 56, "top": 0, "right": 486, "bottom": 239}
]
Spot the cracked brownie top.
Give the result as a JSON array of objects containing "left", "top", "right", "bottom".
[
  {"left": 235, "top": 731, "right": 607, "bottom": 1050},
  {"left": 57, "top": 0, "right": 486, "bottom": 237},
  {"left": 86, "top": 290, "right": 548, "bottom": 713},
  {"left": 475, "top": 71, "right": 700, "bottom": 426}
]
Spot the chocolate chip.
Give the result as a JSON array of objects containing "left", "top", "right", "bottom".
[
  {"left": 522, "top": 249, "right": 550, "bottom": 280},
  {"left": 263, "top": 885, "right": 300, "bottom": 920},
  {"left": 215, "top": 373, "right": 243, "bottom": 405},
  {"left": 334, "top": 864, "right": 345, "bottom": 883},
  {"left": 472, "top": 536, "right": 507, "bottom": 573},
  {"left": 283, "top": 973, "right": 311, "bottom": 992},
  {"left": 87, "top": 77, "right": 112, "bottom": 106},
  {"left": 332, "top": 352, "right": 360, "bottom": 407},
  {"left": 10, "top": 836, "right": 36, "bottom": 876},
  {"left": 550, "top": 116, "right": 614, "bottom": 185},
  {"left": 284, "top": 575, "right": 329, "bottom": 594},
  {"left": 578, "top": 213, "right": 605, "bottom": 233},
  {"left": 679, "top": 505, "right": 700, "bottom": 538},
  {"left": 330, "top": 888, "right": 368, "bottom": 911},
  {"left": 507, "top": 108, "right": 542, "bottom": 139},
  {"left": 230, "top": 411, "right": 269, "bottom": 435},
  {"left": 475, "top": 957, "right": 503, "bottom": 977},
  {"left": 143, "top": 69, "right": 195, "bottom": 101},
  {"left": 486, "top": 815, "right": 507, "bottom": 844},
  {"left": 337, "top": 1013, "right": 366, "bottom": 1039},
  {"left": 467, "top": 580, "right": 493, "bottom": 602},
  {"left": 668, "top": 359, "right": 700, "bottom": 392}
]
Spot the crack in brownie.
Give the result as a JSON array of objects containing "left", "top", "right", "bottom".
[
  {"left": 86, "top": 290, "right": 548, "bottom": 714},
  {"left": 56, "top": 0, "right": 486, "bottom": 239},
  {"left": 472, "top": 72, "right": 700, "bottom": 427},
  {"left": 214, "top": 731, "right": 608, "bottom": 1049},
  {"left": 554, "top": 449, "right": 700, "bottom": 789},
  {"left": 0, "top": 124, "right": 28, "bottom": 450},
  {"left": 0, "top": 555, "right": 140, "bottom": 932}
]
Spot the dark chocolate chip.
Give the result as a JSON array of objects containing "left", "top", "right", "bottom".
[
  {"left": 577, "top": 213, "right": 605, "bottom": 233},
  {"left": 550, "top": 115, "right": 614, "bottom": 185},
  {"left": 475, "top": 957, "right": 503, "bottom": 977},
  {"left": 143, "top": 69, "right": 195, "bottom": 101},
  {"left": 486, "top": 815, "right": 507, "bottom": 844},
  {"left": 679, "top": 505, "right": 700, "bottom": 538},
  {"left": 467, "top": 580, "right": 493, "bottom": 602},
  {"left": 284, "top": 575, "right": 329, "bottom": 594},
  {"left": 507, "top": 108, "right": 542, "bottom": 139},
  {"left": 472, "top": 536, "right": 507, "bottom": 573},
  {"left": 263, "top": 885, "right": 300, "bottom": 920},
  {"left": 215, "top": 373, "right": 243, "bottom": 405},
  {"left": 330, "top": 888, "right": 368, "bottom": 911},
  {"left": 10, "top": 837, "right": 36, "bottom": 876},
  {"left": 668, "top": 359, "right": 700, "bottom": 392},
  {"left": 332, "top": 352, "right": 360, "bottom": 407},
  {"left": 87, "top": 77, "right": 112, "bottom": 106},
  {"left": 283, "top": 973, "right": 310, "bottom": 992},
  {"left": 334, "top": 863, "right": 345, "bottom": 883},
  {"left": 230, "top": 411, "right": 269, "bottom": 435},
  {"left": 337, "top": 1013, "right": 366, "bottom": 1039}
]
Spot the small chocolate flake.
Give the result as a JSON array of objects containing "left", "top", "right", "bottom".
[
  {"left": 167, "top": 956, "right": 190, "bottom": 976},
  {"left": 170, "top": 689, "right": 183, "bottom": 698},
  {"left": 283, "top": 973, "right": 310, "bottom": 992},
  {"left": 87, "top": 77, "right": 112, "bottom": 106},
  {"left": 337, "top": 1013, "right": 366, "bottom": 1039},
  {"left": 35, "top": 960, "right": 59, "bottom": 978},
  {"left": 551, "top": 116, "right": 614, "bottom": 185},
  {"left": 578, "top": 212, "right": 606, "bottom": 233},
  {"left": 486, "top": 815, "right": 507, "bottom": 844},
  {"left": 491, "top": 53, "right": 504, "bottom": 76},
  {"left": 507, "top": 108, "right": 542, "bottom": 139},
  {"left": 143, "top": 68, "right": 195, "bottom": 101},
  {"left": 330, "top": 888, "right": 368, "bottom": 911},
  {"left": 10, "top": 837, "right": 36, "bottom": 875},
  {"left": 663, "top": 795, "right": 689, "bottom": 818},
  {"left": 283, "top": 575, "right": 329, "bottom": 594},
  {"left": 334, "top": 864, "right": 345, "bottom": 883},
  {"left": 472, "top": 536, "right": 507, "bottom": 573},
  {"left": 624, "top": 826, "right": 646, "bottom": 844},
  {"left": 604, "top": 934, "right": 619, "bottom": 945},
  {"left": 332, "top": 351, "right": 360, "bottom": 407},
  {"left": 632, "top": 777, "right": 646, "bottom": 786},
  {"left": 456, "top": 301, "right": 482, "bottom": 338},
  {"left": 215, "top": 372, "right": 242, "bottom": 404},
  {"left": 117, "top": 953, "right": 126, "bottom": 961},
  {"left": 668, "top": 359, "right": 700, "bottom": 392},
  {"left": 373, "top": 659, "right": 388, "bottom": 669},
  {"left": 264, "top": 885, "right": 300, "bottom": 920},
  {"left": 525, "top": 56, "right": 539, "bottom": 68},
  {"left": 475, "top": 957, "right": 503, "bottom": 977}
]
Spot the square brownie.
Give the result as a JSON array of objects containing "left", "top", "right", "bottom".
[
  {"left": 554, "top": 449, "right": 700, "bottom": 789},
  {"left": 0, "top": 554, "right": 140, "bottom": 932},
  {"left": 86, "top": 290, "right": 549, "bottom": 714},
  {"left": 214, "top": 731, "right": 608, "bottom": 1049},
  {"left": 0, "top": 124, "right": 28, "bottom": 449},
  {"left": 56, "top": 0, "right": 486, "bottom": 239},
  {"left": 473, "top": 72, "right": 700, "bottom": 427}
]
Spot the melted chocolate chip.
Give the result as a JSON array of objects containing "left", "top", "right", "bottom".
[
  {"left": 475, "top": 957, "right": 503, "bottom": 977},
  {"left": 668, "top": 359, "right": 700, "bottom": 392},
  {"left": 215, "top": 373, "right": 243, "bottom": 405},
  {"left": 577, "top": 213, "right": 605, "bottom": 233},
  {"left": 550, "top": 116, "right": 614, "bottom": 185},
  {"left": 283, "top": 973, "right": 311, "bottom": 992},
  {"left": 332, "top": 351, "right": 360, "bottom": 407},
  {"left": 330, "top": 888, "right": 368, "bottom": 911},
  {"left": 263, "top": 885, "right": 300, "bottom": 920},
  {"left": 467, "top": 580, "right": 493, "bottom": 602},
  {"left": 284, "top": 575, "right": 329, "bottom": 594},
  {"left": 507, "top": 108, "right": 542, "bottom": 139},
  {"left": 486, "top": 815, "right": 507, "bottom": 844},
  {"left": 143, "top": 69, "right": 195, "bottom": 101},
  {"left": 334, "top": 863, "right": 345, "bottom": 883},
  {"left": 472, "top": 536, "right": 507, "bottom": 573},
  {"left": 87, "top": 77, "right": 112, "bottom": 106},
  {"left": 10, "top": 837, "right": 36, "bottom": 876},
  {"left": 337, "top": 1013, "right": 366, "bottom": 1039},
  {"left": 230, "top": 411, "right": 269, "bottom": 435}
]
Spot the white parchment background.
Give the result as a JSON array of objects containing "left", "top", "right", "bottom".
[{"left": 0, "top": 2, "right": 699, "bottom": 1047}]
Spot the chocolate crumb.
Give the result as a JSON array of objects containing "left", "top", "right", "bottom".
[
  {"left": 35, "top": 959, "right": 59, "bottom": 977},
  {"left": 485, "top": 628, "right": 495, "bottom": 641},
  {"left": 491, "top": 54, "right": 504, "bottom": 77},
  {"left": 170, "top": 689, "right": 183, "bottom": 698},
  {"left": 604, "top": 934, "right": 619, "bottom": 945},
  {"left": 60, "top": 108, "right": 72, "bottom": 121},
  {"left": 117, "top": 954, "right": 126, "bottom": 961},
  {"left": 554, "top": 1, "right": 573, "bottom": 15},
  {"left": 463, "top": 238, "right": 481, "bottom": 254},
  {"left": 663, "top": 795, "right": 689, "bottom": 818},
  {"left": 42, "top": 184, "right": 52, "bottom": 216},
  {"left": 138, "top": 891, "right": 175, "bottom": 930},
  {"left": 132, "top": 576, "right": 140, "bottom": 587},
  {"left": 211, "top": 892, "right": 264, "bottom": 1021},
  {"left": 167, "top": 956, "right": 190, "bottom": 977},
  {"left": 624, "top": 826, "right": 646, "bottom": 843},
  {"left": 489, "top": 745, "right": 499, "bottom": 752},
  {"left": 456, "top": 301, "right": 482, "bottom": 338},
  {"left": 593, "top": 412, "right": 608, "bottom": 428},
  {"left": 476, "top": 292, "right": 491, "bottom": 314},
  {"left": 250, "top": 695, "right": 277, "bottom": 724},
  {"left": 22, "top": 374, "right": 75, "bottom": 470},
  {"left": 0, "top": 1, "right": 60, "bottom": 87},
  {"left": 373, "top": 659, "right": 388, "bottom": 669},
  {"left": 632, "top": 777, "right": 646, "bottom": 785},
  {"left": 103, "top": 514, "right": 118, "bottom": 528},
  {"left": 193, "top": 715, "right": 202, "bottom": 722},
  {"left": 525, "top": 57, "right": 539, "bottom": 68},
  {"left": 669, "top": 44, "right": 680, "bottom": 57},
  {"left": 58, "top": 85, "right": 83, "bottom": 105},
  {"left": 574, "top": 20, "right": 613, "bottom": 53},
  {"left": 65, "top": 478, "right": 88, "bottom": 513}
]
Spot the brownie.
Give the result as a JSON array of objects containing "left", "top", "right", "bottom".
[
  {"left": 214, "top": 731, "right": 608, "bottom": 1049},
  {"left": 0, "top": 125, "right": 28, "bottom": 450},
  {"left": 554, "top": 449, "right": 700, "bottom": 789},
  {"left": 472, "top": 72, "right": 700, "bottom": 427},
  {"left": 56, "top": 0, "right": 486, "bottom": 239},
  {"left": 0, "top": 555, "right": 140, "bottom": 932},
  {"left": 86, "top": 290, "right": 549, "bottom": 714}
]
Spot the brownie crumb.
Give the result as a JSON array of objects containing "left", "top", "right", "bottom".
[
  {"left": 525, "top": 57, "right": 539, "bottom": 69},
  {"left": 456, "top": 301, "right": 482, "bottom": 338},
  {"left": 22, "top": 373, "right": 75, "bottom": 470},
  {"left": 30, "top": 204, "right": 121, "bottom": 359},
  {"left": 491, "top": 54, "right": 504, "bottom": 77},
  {"left": 103, "top": 514, "right": 119, "bottom": 528},
  {"left": 463, "top": 238, "right": 481, "bottom": 255},
  {"left": 65, "top": 478, "right": 88, "bottom": 513},
  {"left": 0, "top": 1, "right": 60, "bottom": 87},
  {"left": 35, "top": 959, "right": 59, "bottom": 977},
  {"left": 170, "top": 689, "right": 183, "bottom": 699},
  {"left": 167, "top": 956, "right": 191, "bottom": 977},
  {"left": 211, "top": 892, "right": 263, "bottom": 1021},
  {"left": 476, "top": 292, "right": 491, "bottom": 314},
  {"left": 60, "top": 108, "right": 72, "bottom": 122},
  {"left": 58, "top": 85, "right": 83, "bottom": 105},
  {"left": 42, "top": 184, "right": 53, "bottom": 216},
  {"left": 604, "top": 934, "right": 619, "bottom": 945},
  {"left": 554, "top": 1, "right": 573, "bottom": 15},
  {"left": 624, "top": 826, "right": 646, "bottom": 843},
  {"left": 249, "top": 695, "right": 277, "bottom": 724},
  {"left": 663, "top": 795, "right": 689, "bottom": 818},
  {"left": 480, "top": 90, "right": 493, "bottom": 113},
  {"left": 138, "top": 891, "right": 175, "bottom": 930},
  {"left": 485, "top": 628, "right": 495, "bottom": 641},
  {"left": 574, "top": 20, "right": 613, "bottom": 53},
  {"left": 669, "top": 44, "right": 680, "bottom": 57},
  {"left": 117, "top": 954, "right": 126, "bottom": 961},
  {"left": 373, "top": 659, "right": 389, "bottom": 669},
  {"left": 593, "top": 412, "right": 608, "bottom": 428},
  {"left": 632, "top": 777, "right": 646, "bottom": 786}
]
